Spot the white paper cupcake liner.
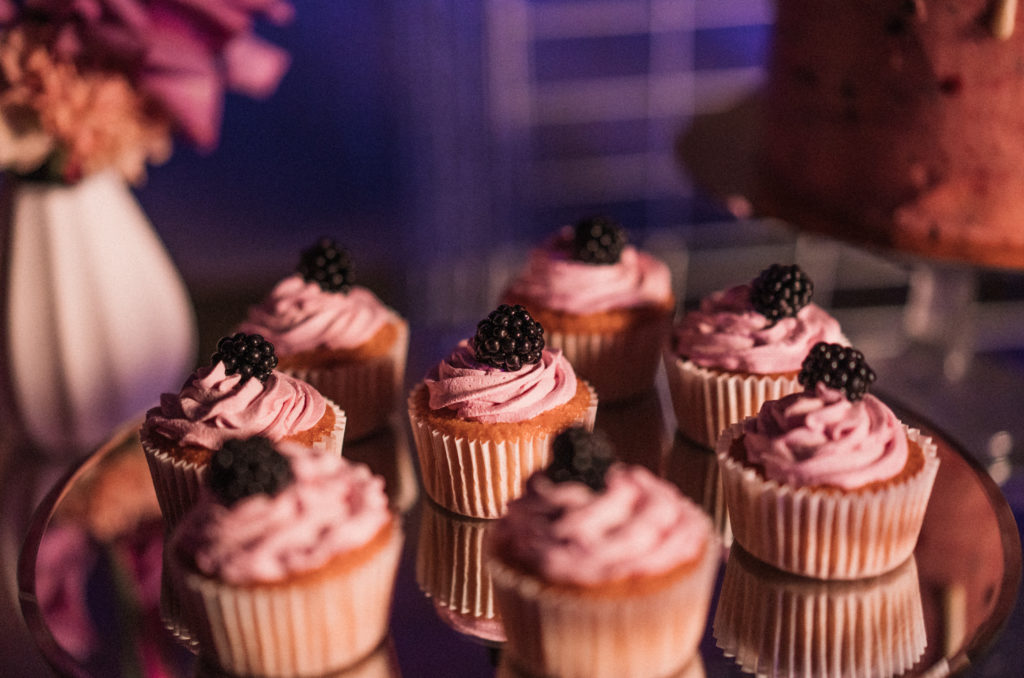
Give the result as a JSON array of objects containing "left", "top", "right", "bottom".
[
  {"left": 416, "top": 498, "right": 505, "bottom": 642},
  {"left": 546, "top": 310, "right": 671, "bottom": 403},
  {"left": 489, "top": 537, "right": 720, "bottom": 678},
  {"left": 714, "top": 548, "right": 927, "bottom": 678},
  {"left": 282, "top": 320, "right": 409, "bottom": 442},
  {"left": 143, "top": 400, "right": 346, "bottom": 531},
  {"left": 663, "top": 352, "right": 801, "bottom": 449},
  {"left": 174, "top": 525, "right": 403, "bottom": 678},
  {"left": 716, "top": 423, "right": 940, "bottom": 580},
  {"left": 407, "top": 382, "right": 598, "bottom": 519}
]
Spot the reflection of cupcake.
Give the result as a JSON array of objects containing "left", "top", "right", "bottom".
[
  {"left": 416, "top": 497, "right": 505, "bottom": 644},
  {"left": 664, "top": 264, "right": 846, "bottom": 448},
  {"left": 502, "top": 216, "right": 674, "bottom": 403},
  {"left": 341, "top": 422, "right": 419, "bottom": 515},
  {"left": 593, "top": 388, "right": 669, "bottom": 474},
  {"left": 141, "top": 333, "right": 345, "bottom": 530},
  {"left": 238, "top": 238, "right": 409, "bottom": 442},
  {"left": 488, "top": 428, "right": 719, "bottom": 678},
  {"left": 715, "top": 546, "right": 927, "bottom": 678},
  {"left": 496, "top": 653, "right": 706, "bottom": 678},
  {"left": 717, "top": 343, "right": 939, "bottom": 580},
  {"left": 169, "top": 437, "right": 403, "bottom": 677},
  {"left": 665, "top": 432, "right": 732, "bottom": 547},
  {"left": 408, "top": 304, "right": 597, "bottom": 518},
  {"left": 192, "top": 635, "right": 403, "bottom": 678}
]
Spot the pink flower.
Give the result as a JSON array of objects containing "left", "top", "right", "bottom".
[
  {"left": 21, "top": 0, "right": 292, "bottom": 148},
  {"left": 2, "top": 0, "right": 291, "bottom": 179}
]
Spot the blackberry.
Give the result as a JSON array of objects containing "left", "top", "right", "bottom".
[
  {"left": 211, "top": 332, "right": 278, "bottom": 383},
  {"left": 569, "top": 216, "right": 627, "bottom": 265},
  {"left": 546, "top": 427, "right": 616, "bottom": 491},
  {"left": 798, "top": 342, "right": 877, "bottom": 401},
  {"left": 297, "top": 237, "right": 354, "bottom": 293},
  {"left": 750, "top": 263, "right": 814, "bottom": 325},
  {"left": 471, "top": 304, "right": 544, "bottom": 371},
  {"left": 207, "top": 436, "right": 294, "bottom": 506}
]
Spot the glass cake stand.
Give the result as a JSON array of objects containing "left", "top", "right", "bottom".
[{"left": 17, "top": 392, "right": 1021, "bottom": 678}]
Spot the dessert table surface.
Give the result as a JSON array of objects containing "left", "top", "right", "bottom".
[{"left": 9, "top": 377, "right": 1022, "bottom": 677}]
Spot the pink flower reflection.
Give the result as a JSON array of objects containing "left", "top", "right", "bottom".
[{"left": 36, "top": 524, "right": 98, "bottom": 661}]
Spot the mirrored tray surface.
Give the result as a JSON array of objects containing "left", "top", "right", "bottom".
[{"left": 18, "top": 394, "right": 1022, "bottom": 677}]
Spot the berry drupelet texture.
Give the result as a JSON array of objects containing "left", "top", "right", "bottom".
[
  {"left": 798, "top": 342, "right": 877, "bottom": 402},
  {"left": 750, "top": 263, "right": 814, "bottom": 325},
  {"left": 207, "top": 436, "right": 295, "bottom": 506},
  {"left": 569, "top": 215, "right": 628, "bottom": 265},
  {"left": 212, "top": 332, "right": 278, "bottom": 383},
  {"left": 472, "top": 304, "right": 545, "bottom": 371},
  {"left": 546, "top": 426, "right": 616, "bottom": 491},
  {"left": 297, "top": 237, "right": 355, "bottom": 293}
]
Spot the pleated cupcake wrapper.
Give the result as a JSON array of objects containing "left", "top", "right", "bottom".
[
  {"left": 663, "top": 352, "right": 802, "bottom": 449},
  {"left": 176, "top": 527, "right": 403, "bottom": 678},
  {"left": 546, "top": 311, "right": 670, "bottom": 403},
  {"left": 282, "top": 321, "right": 409, "bottom": 442},
  {"left": 489, "top": 540, "right": 720, "bottom": 678},
  {"left": 144, "top": 400, "right": 346, "bottom": 532},
  {"left": 408, "top": 382, "right": 598, "bottom": 519},
  {"left": 416, "top": 498, "right": 505, "bottom": 642},
  {"left": 716, "top": 424, "right": 939, "bottom": 580},
  {"left": 714, "top": 550, "right": 926, "bottom": 678}
]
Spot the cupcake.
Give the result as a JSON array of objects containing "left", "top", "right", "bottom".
[
  {"left": 237, "top": 238, "right": 409, "bottom": 441},
  {"left": 664, "top": 263, "right": 846, "bottom": 449},
  {"left": 168, "top": 437, "right": 403, "bottom": 677},
  {"left": 502, "top": 216, "right": 674, "bottom": 403},
  {"left": 714, "top": 546, "right": 927, "bottom": 678},
  {"left": 487, "top": 428, "right": 720, "bottom": 678},
  {"left": 407, "top": 304, "right": 597, "bottom": 518},
  {"left": 717, "top": 343, "right": 940, "bottom": 580},
  {"left": 141, "top": 332, "right": 345, "bottom": 530}
]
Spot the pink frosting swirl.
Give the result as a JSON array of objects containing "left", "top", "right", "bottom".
[
  {"left": 237, "top": 275, "right": 396, "bottom": 354},
  {"left": 673, "top": 284, "right": 845, "bottom": 373},
  {"left": 142, "top": 362, "right": 327, "bottom": 449},
  {"left": 504, "top": 228, "right": 672, "bottom": 314},
  {"left": 741, "top": 384, "right": 909, "bottom": 490},
  {"left": 491, "top": 464, "right": 712, "bottom": 586},
  {"left": 177, "top": 443, "right": 392, "bottom": 585},
  {"left": 424, "top": 341, "right": 578, "bottom": 423}
]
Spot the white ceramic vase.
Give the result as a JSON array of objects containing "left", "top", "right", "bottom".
[{"left": 0, "top": 171, "right": 197, "bottom": 458}]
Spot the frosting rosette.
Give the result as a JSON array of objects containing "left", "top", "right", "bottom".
[
  {"left": 492, "top": 464, "right": 711, "bottom": 586},
  {"left": 237, "top": 275, "right": 395, "bottom": 354},
  {"left": 742, "top": 384, "right": 909, "bottom": 490},
  {"left": 425, "top": 341, "right": 578, "bottom": 424},
  {"left": 142, "top": 362, "right": 327, "bottom": 450},
  {"left": 716, "top": 400, "right": 940, "bottom": 579},
  {"left": 177, "top": 443, "right": 391, "bottom": 585},
  {"left": 487, "top": 462, "right": 720, "bottom": 678},
  {"left": 673, "top": 284, "right": 845, "bottom": 374},
  {"left": 505, "top": 228, "right": 672, "bottom": 314},
  {"left": 168, "top": 443, "right": 403, "bottom": 677}
]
